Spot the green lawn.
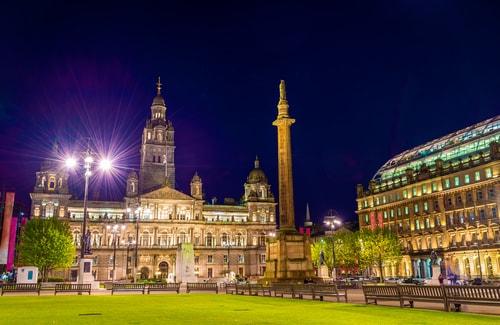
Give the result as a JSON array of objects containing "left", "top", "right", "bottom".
[{"left": 0, "top": 294, "right": 498, "bottom": 324}]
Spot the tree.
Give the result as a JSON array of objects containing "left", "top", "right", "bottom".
[
  {"left": 17, "top": 218, "right": 75, "bottom": 281},
  {"left": 311, "top": 230, "right": 359, "bottom": 273},
  {"left": 359, "top": 227, "right": 402, "bottom": 282}
]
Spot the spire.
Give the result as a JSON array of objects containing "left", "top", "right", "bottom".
[
  {"left": 305, "top": 203, "right": 310, "bottom": 221},
  {"left": 254, "top": 155, "right": 260, "bottom": 168},
  {"left": 156, "top": 76, "right": 162, "bottom": 95},
  {"left": 277, "top": 80, "right": 290, "bottom": 117}
]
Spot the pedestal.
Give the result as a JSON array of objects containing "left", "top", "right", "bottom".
[
  {"left": 16, "top": 266, "right": 38, "bottom": 284},
  {"left": 318, "top": 265, "right": 329, "bottom": 279},
  {"left": 429, "top": 265, "right": 441, "bottom": 285},
  {"left": 263, "top": 232, "right": 314, "bottom": 283},
  {"left": 175, "top": 243, "right": 197, "bottom": 283},
  {"left": 77, "top": 258, "right": 99, "bottom": 289}
]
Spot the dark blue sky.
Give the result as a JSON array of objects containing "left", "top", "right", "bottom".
[{"left": 1, "top": 1, "right": 499, "bottom": 226}]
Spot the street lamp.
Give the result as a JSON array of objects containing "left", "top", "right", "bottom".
[
  {"left": 324, "top": 211, "right": 342, "bottom": 280},
  {"left": 123, "top": 238, "right": 136, "bottom": 280},
  {"left": 107, "top": 223, "right": 126, "bottom": 283},
  {"left": 134, "top": 207, "right": 142, "bottom": 283},
  {"left": 223, "top": 239, "right": 233, "bottom": 281},
  {"left": 65, "top": 147, "right": 114, "bottom": 286}
]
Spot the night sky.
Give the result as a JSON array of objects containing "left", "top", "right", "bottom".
[{"left": 1, "top": 1, "right": 499, "bottom": 226}]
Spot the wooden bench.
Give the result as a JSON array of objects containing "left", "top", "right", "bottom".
[
  {"left": 313, "top": 284, "right": 348, "bottom": 302},
  {"left": 293, "top": 285, "right": 315, "bottom": 299},
  {"left": 54, "top": 284, "right": 91, "bottom": 295},
  {"left": 271, "top": 284, "right": 294, "bottom": 298},
  {"left": 1, "top": 283, "right": 41, "bottom": 296},
  {"left": 444, "top": 285, "right": 500, "bottom": 312},
  {"left": 186, "top": 282, "right": 218, "bottom": 294},
  {"left": 398, "top": 284, "right": 445, "bottom": 309},
  {"left": 225, "top": 284, "right": 237, "bottom": 294},
  {"left": 111, "top": 283, "right": 146, "bottom": 295},
  {"left": 147, "top": 283, "right": 180, "bottom": 294},
  {"left": 249, "top": 284, "right": 272, "bottom": 297},
  {"left": 362, "top": 284, "right": 400, "bottom": 305}
]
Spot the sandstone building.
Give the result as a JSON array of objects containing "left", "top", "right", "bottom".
[
  {"left": 30, "top": 79, "right": 276, "bottom": 282},
  {"left": 356, "top": 116, "right": 499, "bottom": 280}
]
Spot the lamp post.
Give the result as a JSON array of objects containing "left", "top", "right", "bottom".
[
  {"left": 324, "top": 211, "right": 342, "bottom": 280},
  {"left": 134, "top": 207, "right": 142, "bottom": 283},
  {"left": 124, "top": 238, "right": 136, "bottom": 280},
  {"left": 65, "top": 147, "right": 113, "bottom": 286},
  {"left": 223, "top": 240, "right": 233, "bottom": 280},
  {"left": 107, "top": 224, "right": 125, "bottom": 283}
]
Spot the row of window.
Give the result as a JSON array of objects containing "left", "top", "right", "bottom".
[{"left": 361, "top": 167, "right": 494, "bottom": 209}]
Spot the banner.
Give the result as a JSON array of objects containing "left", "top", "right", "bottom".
[
  {"left": 0, "top": 192, "right": 15, "bottom": 265},
  {"left": 6, "top": 216, "right": 18, "bottom": 271}
]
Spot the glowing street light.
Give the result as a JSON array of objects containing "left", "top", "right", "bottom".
[
  {"left": 324, "top": 210, "right": 342, "bottom": 280},
  {"left": 63, "top": 145, "right": 114, "bottom": 287},
  {"left": 99, "top": 158, "right": 112, "bottom": 171}
]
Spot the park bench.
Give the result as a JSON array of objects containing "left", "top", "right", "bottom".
[
  {"left": 111, "top": 283, "right": 146, "bottom": 295},
  {"left": 398, "top": 284, "right": 445, "bottom": 309},
  {"left": 249, "top": 284, "right": 271, "bottom": 297},
  {"left": 443, "top": 285, "right": 500, "bottom": 312},
  {"left": 54, "top": 284, "right": 91, "bottom": 295},
  {"left": 362, "top": 284, "right": 400, "bottom": 305},
  {"left": 312, "top": 284, "right": 348, "bottom": 302},
  {"left": 147, "top": 283, "right": 180, "bottom": 294},
  {"left": 271, "top": 284, "right": 294, "bottom": 298},
  {"left": 292, "top": 285, "right": 315, "bottom": 299},
  {"left": 1, "top": 283, "right": 41, "bottom": 296},
  {"left": 186, "top": 282, "right": 218, "bottom": 294},
  {"left": 225, "top": 284, "right": 237, "bottom": 294}
]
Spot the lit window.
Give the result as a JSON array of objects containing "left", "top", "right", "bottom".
[
  {"left": 444, "top": 179, "right": 450, "bottom": 189},
  {"left": 414, "top": 204, "right": 419, "bottom": 213},
  {"left": 383, "top": 211, "right": 388, "bottom": 219},
  {"left": 207, "top": 255, "right": 213, "bottom": 263},
  {"left": 475, "top": 171, "right": 481, "bottom": 182},
  {"left": 422, "top": 185, "right": 427, "bottom": 194},
  {"left": 223, "top": 255, "right": 228, "bottom": 264},
  {"left": 423, "top": 202, "right": 428, "bottom": 211},
  {"left": 403, "top": 190, "right": 408, "bottom": 199},
  {"left": 415, "top": 220, "right": 420, "bottom": 230},
  {"left": 397, "top": 208, "right": 402, "bottom": 217},
  {"left": 454, "top": 176, "right": 460, "bottom": 187},
  {"left": 431, "top": 182, "right": 438, "bottom": 192},
  {"left": 464, "top": 175, "right": 470, "bottom": 184},
  {"left": 404, "top": 206, "right": 409, "bottom": 215},
  {"left": 390, "top": 209, "right": 394, "bottom": 218},
  {"left": 364, "top": 214, "right": 369, "bottom": 224},
  {"left": 412, "top": 187, "right": 417, "bottom": 197},
  {"left": 382, "top": 196, "right": 387, "bottom": 204},
  {"left": 485, "top": 168, "right": 492, "bottom": 178},
  {"left": 375, "top": 197, "right": 380, "bottom": 205}
]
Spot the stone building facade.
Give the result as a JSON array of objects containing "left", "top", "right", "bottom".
[
  {"left": 356, "top": 116, "right": 500, "bottom": 280},
  {"left": 30, "top": 80, "right": 276, "bottom": 282}
]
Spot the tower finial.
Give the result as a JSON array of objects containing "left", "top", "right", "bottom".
[
  {"left": 156, "top": 76, "right": 162, "bottom": 95},
  {"left": 305, "top": 203, "right": 310, "bottom": 221},
  {"left": 279, "top": 80, "right": 286, "bottom": 100},
  {"left": 254, "top": 155, "right": 260, "bottom": 168}
]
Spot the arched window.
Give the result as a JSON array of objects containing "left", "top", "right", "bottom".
[
  {"left": 141, "top": 232, "right": 151, "bottom": 247},
  {"left": 48, "top": 176, "right": 56, "bottom": 190},
  {"left": 486, "top": 256, "right": 493, "bottom": 277},
  {"left": 235, "top": 233, "right": 243, "bottom": 247},
  {"left": 206, "top": 233, "right": 213, "bottom": 247},
  {"left": 221, "top": 233, "right": 228, "bottom": 246}
]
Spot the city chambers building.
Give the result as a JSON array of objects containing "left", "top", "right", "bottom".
[
  {"left": 29, "top": 80, "right": 276, "bottom": 282},
  {"left": 356, "top": 116, "right": 499, "bottom": 280}
]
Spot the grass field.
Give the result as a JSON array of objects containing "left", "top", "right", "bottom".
[{"left": 0, "top": 294, "right": 498, "bottom": 324}]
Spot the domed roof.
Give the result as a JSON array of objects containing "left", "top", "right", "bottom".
[
  {"left": 246, "top": 157, "right": 268, "bottom": 184},
  {"left": 152, "top": 94, "right": 166, "bottom": 106}
]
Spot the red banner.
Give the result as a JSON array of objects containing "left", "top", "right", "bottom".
[{"left": 0, "top": 192, "right": 15, "bottom": 265}]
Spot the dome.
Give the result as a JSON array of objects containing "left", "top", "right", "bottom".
[
  {"left": 246, "top": 157, "right": 268, "bottom": 184},
  {"left": 152, "top": 94, "right": 166, "bottom": 106}
]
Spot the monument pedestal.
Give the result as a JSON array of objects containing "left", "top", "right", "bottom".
[
  {"left": 318, "top": 265, "right": 329, "bottom": 279},
  {"left": 428, "top": 265, "right": 442, "bottom": 285},
  {"left": 175, "top": 243, "right": 197, "bottom": 283},
  {"left": 263, "top": 232, "right": 314, "bottom": 283},
  {"left": 77, "top": 258, "right": 99, "bottom": 289}
]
